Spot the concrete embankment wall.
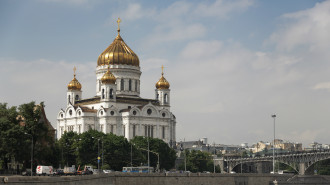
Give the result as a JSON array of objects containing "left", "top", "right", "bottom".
[{"left": 0, "top": 173, "right": 292, "bottom": 185}]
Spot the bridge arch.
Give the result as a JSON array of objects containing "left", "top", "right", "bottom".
[
  {"left": 305, "top": 156, "right": 330, "bottom": 175},
  {"left": 224, "top": 151, "right": 330, "bottom": 175}
]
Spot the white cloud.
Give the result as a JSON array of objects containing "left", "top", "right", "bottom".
[
  {"left": 313, "top": 82, "right": 330, "bottom": 90},
  {"left": 194, "top": 0, "right": 254, "bottom": 18},
  {"left": 37, "top": 0, "right": 94, "bottom": 6},
  {"left": 0, "top": 58, "right": 95, "bottom": 127},
  {"left": 111, "top": 3, "right": 157, "bottom": 21},
  {"left": 268, "top": 1, "right": 330, "bottom": 54},
  {"left": 111, "top": 0, "right": 255, "bottom": 44}
]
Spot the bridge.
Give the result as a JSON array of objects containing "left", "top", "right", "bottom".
[{"left": 222, "top": 150, "right": 330, "bottom": 175}]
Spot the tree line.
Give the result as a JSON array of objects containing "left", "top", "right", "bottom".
[{"left": 0, "top": 102, "right": 176, "bottom": 172}]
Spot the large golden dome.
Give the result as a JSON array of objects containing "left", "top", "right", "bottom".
[
  {"left": 67, "top": 67, "right": 82, "bottom": 91},
  {"left": 101, "top": 66, "right": 116, "bottom": 84},
  {"left": 97, "top": 18, "right": 139, "bottom": 67},
  {"left": 156, "top": 66, "right": 170, "bottom": 90}
]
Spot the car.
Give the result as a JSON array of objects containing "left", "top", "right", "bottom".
[
  {"left": 22, "top": 171, "right": 36, "bottom": 176},
  {"left": 103, "top": 170, "right": 112, "bottom": 173},
  {"left": 53, "top": 169, "right": 64, "bottom": 176}
]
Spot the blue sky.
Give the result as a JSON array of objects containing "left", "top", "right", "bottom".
[{"left": 1, "top": 0, "right": 330, "bottom": 147}]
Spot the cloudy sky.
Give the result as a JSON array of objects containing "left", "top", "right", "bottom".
[{"left": 1, "top": 0, "right": 330, "bottom": 147}]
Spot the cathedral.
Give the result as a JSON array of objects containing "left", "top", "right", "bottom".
[{"left": 57, "top": 19, "right": 176, "bottom": 146}]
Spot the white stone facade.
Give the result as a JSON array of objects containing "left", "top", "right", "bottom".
[{"left": 57, "top": 32, "right": 176, "bottom": 146}]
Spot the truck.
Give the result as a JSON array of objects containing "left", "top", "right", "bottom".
[
  {"left": 63, "top": 165, "right": 77, "bottom": 175},
  {"left": 85, "top": 166, "right": 97, "bottom": 174},
  {"left": 76, "top": 165, "right": 93, "bottom": 175},
  {"left": 36, "top": 165, "right": 53, "bottom": 176}
]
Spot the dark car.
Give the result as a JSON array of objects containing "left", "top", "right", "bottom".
[
  {"left": 53, "top": 169, "right": 64, "bottom": 176},
  {"left": 22, "top": 171, "right": 36, "bottom": 176},
  {"left": 82, "top": 169, "right": 93, "bottom": 175}
]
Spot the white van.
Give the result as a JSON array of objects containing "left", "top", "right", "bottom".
[{"left": 36, "top": 165, "right": 53, "bottom": 176}]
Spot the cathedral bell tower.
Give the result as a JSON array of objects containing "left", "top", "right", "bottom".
[
  {"left": 67, "top": 67, "right": 82, "bottom": 105},
  {"left": 155, "top": 65, "right": 170, "bottom": 106},
  {"left": 95, "top": 18, "right": 141, "bottom": 98},
  {"left": 100, "top": 66, "right": 117, "bottom": 102}
]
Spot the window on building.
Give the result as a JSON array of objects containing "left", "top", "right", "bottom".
[
  {"left": 135, "top": 80, "right": 137, "bottom": 91},
  {"left": 111, "top": 125, "right": 114, "bottom": 134},
  {"left": 75, "top": 95, "right": 79, "bottom": 101},
  {"left": 123, "top": 126, "right": 125, "bottom": 137},
  {"left": 68, "top": 95, "right": 71, "bottom": 103},
  {"left": 156, "top": 93, "right": 159, "bottom": 100},
  {"left": 151, "top": 126, "right": 154, "bottom": 138},
  {"left": 129, "top": 79, "right": 132, "bottom": 91},
  {"left": 164, "top": 94, "right": 168, "bottom": 103},
  {"left": 145, "top": 126, "right": 148, "bottom": 137},
  {"left": 133, "top": 125, "right": 136, "bottom": 137},
  {"left": 162, "top": 126, "right": 165, "bottom": 139},
  {"left": 102, "top": 89, "right": 105, "bottom": 99},
  {"left": 78, "top": 125, "right": 81, "bottom": 134},
  {"left": 110, "top": 89, "right": 113, "bottom": 99},
  {"left": 121, "top": 79, "right": 124, "bottom": 90}
]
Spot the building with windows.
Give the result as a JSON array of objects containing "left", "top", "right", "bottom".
[{"left": 57, "top": 19, "right": 176, "bottom": 146}]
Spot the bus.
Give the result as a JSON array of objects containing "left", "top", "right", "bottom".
[{"left": 122, "top": 166, "right": 154, "bottom": 173}]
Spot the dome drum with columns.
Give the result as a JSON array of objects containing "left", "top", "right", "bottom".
[{"left": 57, "top": 19, "right": 176, "bottom": 146}]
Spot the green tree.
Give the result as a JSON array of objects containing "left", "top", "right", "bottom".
[
  {"left": 74, "top": 130, "right": 104, "bottom": 168},
  {"left": 179, "top": 150, "right": 220, "bottom": 173},
  {"left": 131, "top": 136, "right": 176, "bottom": 170},
  {"left": 18, "top": 102, "right": 56, "bottom": 169},
  {"left": 0, "top": 103, "right": 25, "bottom": 169},
  {"left": 58, "top": 131, "right": 79, "bottom": 167}
]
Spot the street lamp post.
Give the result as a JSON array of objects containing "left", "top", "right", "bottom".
[
  {"left": 213, "top": 142, "right": 216, "bottom": 173},
  {"left": 102, "top": 139, "right": 104, "bottom": 170},
  {"left": 131, "top": 142, "right": 133, "bottom": 167},
  {"left": 272, "top": 114, "right": 276, "bottom": 174},
  {"left": 240, "top": 148, "right": 243, "bottom": 173},
  {"left": 147, "top": 135, "right": 150, "bottom": 173},
  {"left": 98, "top": 139, "right": 100, "bottom": 173},
  {"left": 25, "top": 133, "right": 33, "bottom": 177}
]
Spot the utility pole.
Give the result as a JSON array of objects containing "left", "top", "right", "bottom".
[
  {"left": 272, "top": 114, "right": 276, "bottom": 174},
  {"left": 148, "top": 134, "right": 150, "bottom": 173},
  {"left": 213, "top": 142, "right": 216, "bottom": 173}
]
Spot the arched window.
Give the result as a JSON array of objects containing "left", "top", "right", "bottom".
[
  {"left": 164, "top": 94, "right": 168, "bottom": 103},
  {"left": 135, "top": 80, "right": 137, "bottom": 91},
  {"left": 68, "top": 95, "right": 71, "bottom": 103},
  {"left": 156, "top": 93, "right": 159, "bottom": 100},
  {"left": 121, "top": 79, "right": 124, "bottom": 90},
  {"left": 102, "top": 89, "right": 105, "bottom": 99},
  {"left": 129, "top": 79, "right": 132, "bottom": 91},
  {"left": 75, "top": 94, "right": 79, "bottom": 101},
  {"left": 110, "top": 89, "right": 113, "bottom": 99}
]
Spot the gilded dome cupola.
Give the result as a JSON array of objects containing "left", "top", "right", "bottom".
[
  {"left": 101, "top": 66, "right": 116, "bottom": 84},
  {"left": 156, "top": 65, "right": 170, "bottom": 90},
  {"left": 67, "top": 67, "right": 82, "bottom": 91},
  {"left": 97, "top": 18, "right": 139, "bottom": 67}
]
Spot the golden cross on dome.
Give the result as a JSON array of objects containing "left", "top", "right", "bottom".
[
  {"left": 161, "top": 65, "right": 164, "bottom": 75},
  {"left": 73, "top": 66, "right": 76, "bottom": 77},
  {"left": 117, "top": 18, "right": 121, "bottom": 32}
]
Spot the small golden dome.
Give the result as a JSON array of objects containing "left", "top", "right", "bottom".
[
  {"left": 67, "top": 67, "right": 82, "bottom": 91},
  {"left": 101, "top": 66, "right": 116, "bottom": 84},
  {"left": 97, "top": 18, "right": 139, "bottom": 67},
  {"left": 156, "top": 65, "right": 170, "bottom": 90}
]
